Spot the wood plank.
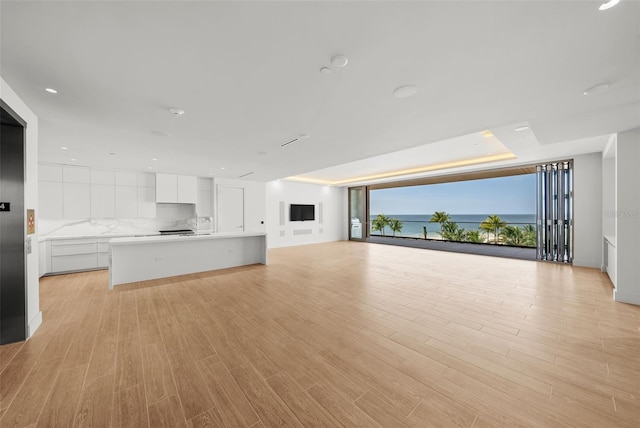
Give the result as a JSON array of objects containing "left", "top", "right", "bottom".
[
  {"left": 196, "top": 354, "right": 259, "bottom": 427},
  {"left": 111, "top": 383, "right": 149, "bottom": 428},
  {"left": 229, "top": 363, "right": 303, "bottom": 428},
  {"left": 307, "top": 382, "right": 382, "bottom": 428},
  {"left": 36, "top": 364, "right": 87, "bottom": 428},
  {"left": 141, "top": 343, "right": 177, "bottom": 405},
  {"left": 266, "top": 371, "right": 340, "bottom": 427},
  {"left": 72, "top": 373, "right": 115, "bottom": 428},
  {"left": 166, "top": 348, "right": 214, "bottom": 420},
  {"left": 148, "top": 395, "right": 187, "bottom": 428},
  {"left": 188, "top": 407, "right": 225, "bottom": 428}
]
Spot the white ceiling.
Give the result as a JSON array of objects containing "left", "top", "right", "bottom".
[{"left": 1, "top": 1, "right": 638, "bottom": 184}]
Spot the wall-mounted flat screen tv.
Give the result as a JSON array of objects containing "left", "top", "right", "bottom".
[{"left": 290, "top": 204, "right": 315, "bottom": 221}]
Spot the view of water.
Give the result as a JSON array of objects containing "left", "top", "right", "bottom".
[{"left": 368, "top": 214, "right": 536, "bottom": 238}]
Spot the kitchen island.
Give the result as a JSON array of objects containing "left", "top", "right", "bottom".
[{"left": 109, "top": 231, "right": 267, "bottom": 289}]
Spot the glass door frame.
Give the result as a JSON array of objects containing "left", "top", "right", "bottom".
[{"left": 348, "top": 186, "right": 369, "bottom": 241}]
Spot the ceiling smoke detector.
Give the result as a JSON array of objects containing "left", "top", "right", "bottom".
[
  {"left": 169, "top": 108, "right": 185, "bottom": 116},
  {"left": 331, "top": 55, "right": 348, "bottom": 68}
]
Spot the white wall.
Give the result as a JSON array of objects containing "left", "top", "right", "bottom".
[
  {"left": 1, "top": 77, "right": 42, "bottom": 337},
  {"left": 266, "top": 180, "right": 346, "bottom": 249},
  {"left": 214, "top": 178, "right": 266, "bottom": 234},
  {"left": 614, "top": 128, "right": 640, "bottom": 305},
  {"left": 572, "top": 152, "right": 603, "bottom": 268}
]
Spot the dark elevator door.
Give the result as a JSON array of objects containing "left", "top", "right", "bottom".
[{"left": 0, "top": 104, "right": 27, "bottom": 344}]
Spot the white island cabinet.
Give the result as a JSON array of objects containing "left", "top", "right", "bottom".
[{"left": 109, "top": 232, "right": 267, "bottom": 289}]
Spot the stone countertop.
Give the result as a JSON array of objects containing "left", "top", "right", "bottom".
[{"left": 109, "top": 231, "right": 266, "bottom": 246}]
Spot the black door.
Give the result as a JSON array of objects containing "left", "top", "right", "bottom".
[{"left": 0, "top": 101, "right": 27, "bottom": 344}]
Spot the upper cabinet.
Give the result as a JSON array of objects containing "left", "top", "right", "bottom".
[{"left": 156, "top": 173, "right": 196, "bottom": 204}]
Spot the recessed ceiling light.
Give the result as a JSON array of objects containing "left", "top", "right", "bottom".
[
  {"left": 61, "top": 146, "right": 68, "bottom": 150},
  {"left": 147, "top": 166, "right": 153, "bottom": 169},
  {"left": 331, "top": 55, "right": 348, "bottom": 68},
  {"left": 152, "top": 158, "right": 158, "bottom": 161},
  {"left": 70, "top": 158, "right": 77, "bottom": 161},
  {"left": 599, "top": 0, "right": 620, "bottom": 11},
  {"left": 45, "top": 88, "right": 58, "bottom": 94},
  {"left": 483, "top": 131, "right": 494, "bottom": 138},
  {"left": 320, "top": 67, "right": 331, "bottom": 74},
  {"left": 168, "top": 108, "right": 185, "bottom": 116},
  {"left": 220, "top": 167, "right": 225, "bottom": 170},
  {"left": 393, "top": 85, "right": 418, "bottom": 98},
  {"left": 515, "top": 126, "right": 529, "bottom": 132},
  {"left": 583, "top": 83, "right": 611, "bottom": 95},
  {"left": 208, "top": 173, "right": 214, "bottom": 176}
]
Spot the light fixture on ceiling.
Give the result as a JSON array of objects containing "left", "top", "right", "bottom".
[
  {"left": 152, "top": 158, "right": 157, "bottom": 161},
  {"left": 331, "top": 55, "right": 348, "bottom": 68},
  {"left": 208, "top": 173, "right": 213, "bottom": 176},
  {"left": 147, "top": 166, "right": 153, "bottom": 170},
  {"left": 515, "top": 126, "right": 530, "bottom": 132},
  {"left": 583, "top": 83, "right": 611, "bottom": 95},
  {"left": 320, "top": 67, "right": 331, "bottom": 75},
  {"left": 393, "top": 85, "right": 418, "bottom": 98},
  {"left": 61, "top": 146, "right": 68, "bottom": 150},
  {"left": 220, "top": 167, "right": 225, "bottom": 170},
  {"left": 483, "top": 131, "right": 494, "bottom": 138},
  {"left": 168, "top": 108, "right": 185, "bottom": 116},
  {"left": 70, "top": 158, "right": 77, "bottom": 161},
  {"left": 45, "top": 88, "right": 58, "bottom": 94},
  {"left": 281, "top": 134, "right": 309, "bottom": 148},
  {"left": 599, "top": 0, "right": 620, "bottom": 11}
]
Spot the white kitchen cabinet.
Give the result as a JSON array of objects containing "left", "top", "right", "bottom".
[
  {"left": 156, "top": 173, "right": 196, "bottom": 203},
  {"left": 91, "top": 169, "right": 115, "bottom": 185},
  {"left": 137, "top": 172, "right": 156, "bottom": 188},
  {"left": 63, "top": 182, "right": 91, "bottom": 218},
  {"left": 63, "top": 166, "right": 91, "bottom": 183},
  {"left": 115, "top": 185, "right": 138, "bottom": 218},
  {"left": 178, "top": 175, "right": 197, "bottom": 203},
  {"left": 197, "top": 178, "right": 213, "bottom": 217},
  {"left": 39, "top": 181, "right": 64, "bottom": 219},
  {"left": 156, "top": 173, "right": 178, "bottom": 203},
  {"left": 39, "top": 240, "right": 51, "bottom": 277},
  {"left": 116, "top": 171, "right": 137, "bottom": 186},
  {"left": 137, "top": 187, "right": 156, "bottom": 218},
  {"left": 91, "top": 184, "right": 115, "bottom": 218},
  {"left": 39, "top": 164, "right": 62, "bottom": 182},
  {"left": 50, "top": 238, "right": 98, "bottom": 273}
]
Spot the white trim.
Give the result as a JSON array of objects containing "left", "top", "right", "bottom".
[
  {"left": 614, "top": 289, "right": 640, "bottom": 306},
  {"left": 28, "top": 311, "right": 42, "bottom": 338},
  {"left": 572, "top": 259, "right": 601, "bottom": 269}
]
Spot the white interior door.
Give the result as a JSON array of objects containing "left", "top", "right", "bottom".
[{"left": 218, "top": 186, "right": 244, "bottom": 232}]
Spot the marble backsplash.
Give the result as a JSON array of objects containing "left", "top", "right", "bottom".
[{"left": 39, "top": 204, "right": 214, "bottom": 237}]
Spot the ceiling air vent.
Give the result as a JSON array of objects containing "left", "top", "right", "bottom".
[{"left": 280, "top": 134, "right": 309, "bottom": 148}]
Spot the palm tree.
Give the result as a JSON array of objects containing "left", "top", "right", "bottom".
[
  {"left": 502, "top": 225, "right": 525, "bottom": 246},
  {"left": 479, "top": 214, "right": 506, "bottom": 244},
  {"left": 388, "top": 218, "right": 403, "bottom": 237},
  {"left": 464, "top": 230, "right": 483, "bottom": 243},
  {"left": 371, "top": 214, "right": 390, "bottom": 236},
  {"left": 429, "top": 211, "right": 451, "bottom": 239},
  {"left": 522, "top": 224, "right": 536, "bottom": 247},
  {"left": 441, "top": 221, "right": 466, "bottom": 241}
]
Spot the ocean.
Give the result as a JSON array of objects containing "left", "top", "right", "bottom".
[{"left": 368, "top": 214, "right": 536, "bottom": 238}]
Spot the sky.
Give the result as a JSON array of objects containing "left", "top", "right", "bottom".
[{"left": 370, "top": 174, "right": 536, "bottom": 215}]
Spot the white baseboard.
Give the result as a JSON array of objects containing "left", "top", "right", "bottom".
[
  {"left": 614, "top": 289, "right": 640, "bottom": 306},
  {"left": 572, "top": 259, "right": 601, "bottom": 269},
  {"left": 28, "top": 311, "right": 43, "bottom": 338}
]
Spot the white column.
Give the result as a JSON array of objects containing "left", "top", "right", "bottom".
[{"left": 614, "top": 128, "right": 640, "bottom": 305}]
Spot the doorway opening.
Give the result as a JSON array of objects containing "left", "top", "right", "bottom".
[{"left": 0, "top": 101, "right": 27, "bottom": 345}]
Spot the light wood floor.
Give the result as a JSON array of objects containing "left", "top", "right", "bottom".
[{"left": 1, "top": 241, "right": 639, "bottom": 427}]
